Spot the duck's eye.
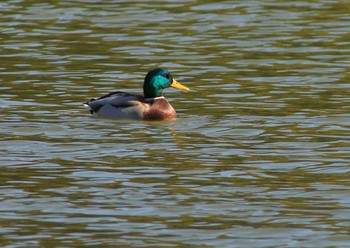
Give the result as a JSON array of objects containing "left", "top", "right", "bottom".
[{"left": 163, "top": 73, "right": 170, "bottom": 79}]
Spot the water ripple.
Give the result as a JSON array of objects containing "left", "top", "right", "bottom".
[{"left": 1, "top": 0, "right": 350, "bottom": 247}]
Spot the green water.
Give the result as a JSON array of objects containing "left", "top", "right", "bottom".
[{"left": 1, "top": 1, "right": 350, "bottom": 247}]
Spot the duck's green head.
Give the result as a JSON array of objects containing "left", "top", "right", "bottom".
[{"left": 143, "top": 68, "right": 189, "bottom": 98}]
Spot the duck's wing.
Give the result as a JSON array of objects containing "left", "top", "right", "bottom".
[
  {"left": 84, "top": 91, "right": 143, "bottom": 111},
  {"left": 84, "top": 91, "right": 149, "bottom": 119}
]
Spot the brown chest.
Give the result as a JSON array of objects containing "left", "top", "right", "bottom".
[{"left": 143, "top": 98, "right": 177, "bottom": 120}]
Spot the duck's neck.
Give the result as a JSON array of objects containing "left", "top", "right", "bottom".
[
  {"left": 143, "top": 76, "right": 165, "bottom": 98},
  {"left": 147, "top": 96, "right": 165, "bottom": 100}
]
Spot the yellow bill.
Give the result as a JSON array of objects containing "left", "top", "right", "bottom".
[{"left": 170, "top": 78, "right": 190, "bottom": 91}]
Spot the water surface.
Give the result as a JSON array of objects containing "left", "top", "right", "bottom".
[{"left": 1, "top": 0, "right": 350, "bottom": 247}]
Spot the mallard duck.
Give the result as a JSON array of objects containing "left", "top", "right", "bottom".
[{"left": 84, "top": 68, "right": 190, "bottom": 120}]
